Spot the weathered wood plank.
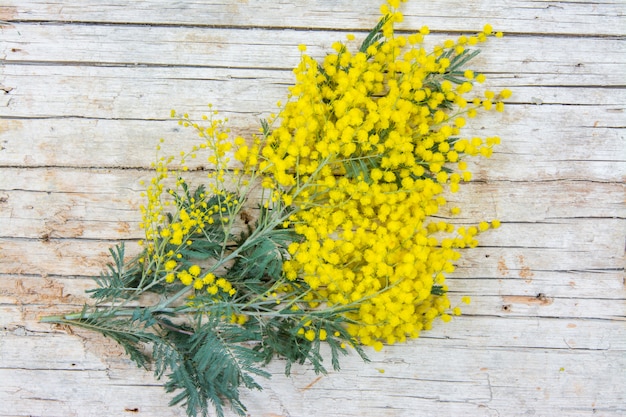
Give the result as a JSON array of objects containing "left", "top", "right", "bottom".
[
  {"left": 2, "top": 261, "right": 623, "bottom": 325},
  {"left": 2, "top": 0, "right": 625, "bottom": 36},
  {"left": 1, "top": 166, "right": 624, "bottom": 237},
  {"left": 2, "top": 234, "right": 622, "bottom": 286},
  {"left": 7, "top": 302, "right": 626, "bottom": 352},
  {"left": 447, "top": 269, "right": 626, "bottom": 299},
  {"left": 2, "top": 65, "right": 624, "bottom": 123},
  {"left": 1, "top": 264, "right": 623, "bottom": 322},
  {"left": 2, "top": 167, "right": 623, "bottom": 222},
  {"left": 3, "top": 276, "right": 623, "bottom": 326},
  {"left": 3, "top": 25, "right": 625, "bottom": 87},
  {"left": 2, "top": 264, "right": 624, "bottom": 323},
  {"left": 1, "top": 105, "right": 624, "bottom": 181}
]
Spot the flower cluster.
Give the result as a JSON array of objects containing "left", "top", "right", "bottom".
[
  {"left": 232, "top": 2, "right": 509, "bottom": 349},
  {"left": 135, "top": 112, "right": 245, "bottom": 300},
  {"left": 42, "top": 2, "right": 510, "bottom": 416},
  {"left": 138, "top": 0, "right": 510, "bottom": 351}
]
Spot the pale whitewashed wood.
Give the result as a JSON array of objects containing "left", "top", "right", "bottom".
[
  {"left": 1, "top": 167, "right": 625, "bottom": 239},
  {"left": 2, "top": 65, "right": 625, "bottom": 120},
  {"left": 1, "top": 219, "right": 623, "bottom": 276},
  {"left": 2, "top": 167, "right": 624, "bottom": 222},
  {"left": 3, "top": 25, "right": 624, "bottom": 86},
  {"left": 1, "top": 106, "right": 625, "bottom": 182},
  {"left": 3, "top": 272, "right": 625, "bottom": 326},
  {"left": 4, "top": 338, "right": 622, "bottom": 417},
  {"left": 1, "top": 0, "right": 624, "bottom": 35},
  {"left": 2, "top": 324, "right": 624, "bottom": 417},
  {"left": 0, "top": 0, "right": 624, "bottom": 416}
]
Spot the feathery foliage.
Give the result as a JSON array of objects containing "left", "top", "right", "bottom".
[{"left": 41, "top": 1, "right": 509, "bottom": 416}]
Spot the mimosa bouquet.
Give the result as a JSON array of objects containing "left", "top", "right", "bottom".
[{"left": 43, "top": 1, "right": 510, "bottom": 416}]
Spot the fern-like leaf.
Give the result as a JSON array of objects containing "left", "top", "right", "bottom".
[
  {"left": 160, "top": 319, "right": 269, "bottom": 417},
  {"left": 88, "top": 243, "right": 142, "bottom": 302},
  {"left": 60, "top": 309, "right": 158, "bottom": 369},
  {"left": 360, "top": 15, "right": 391, "bottom": 54}
]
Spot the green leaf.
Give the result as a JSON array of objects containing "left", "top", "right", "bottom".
[
  {"left": 248, "top": 308, "right": 368, "bottom": 378},
  {"left": 446, "top": 49, "right": 481, "bottom": 74},
  {"left": 160, "top": 319, "right": 269, "bottom": 417},
  {"left": 260, "top": 118, "right": 271, "bottom": 138},
  {"left": 228, "top": 217, "right": 298, "bottom": 291},
  {"left": 343, "top": 155, "right": 382, "bottom": 182},
  {"left": 431, "top": 285, "right": 447, "bottom": 296},
  {"left": 442, "top": 72, "right": 467, "bottom": 84},
  {"left": 180, "top": 239, "right": 222, "bottom": 260},
  {"left": 360, "top": 15, "right": 391, "bottom": 54},
  {"left": 59, "top": 309, "right": 158, "bottom": 369},
  {"left": 88, "top": 243, "right": 142, "bottom": 302}
]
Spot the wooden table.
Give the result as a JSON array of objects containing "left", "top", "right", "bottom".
[{"left": 1, "top": 1, "right": 624, "bottom": 416}]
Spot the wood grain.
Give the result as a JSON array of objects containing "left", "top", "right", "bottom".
[
  {"left": 2, "top": 0, "right": 625, "bottom": 35},
  {"left": 0, "top": 0, "right": 624, "bottom": 416}
]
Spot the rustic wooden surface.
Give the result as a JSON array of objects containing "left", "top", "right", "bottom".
[{"left": 1, "top": 1, "right": 625, "bottom": 416}]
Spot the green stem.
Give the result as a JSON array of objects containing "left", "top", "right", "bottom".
[{"left": 40, "top": 309, "right": 135, "bottom": 324}]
